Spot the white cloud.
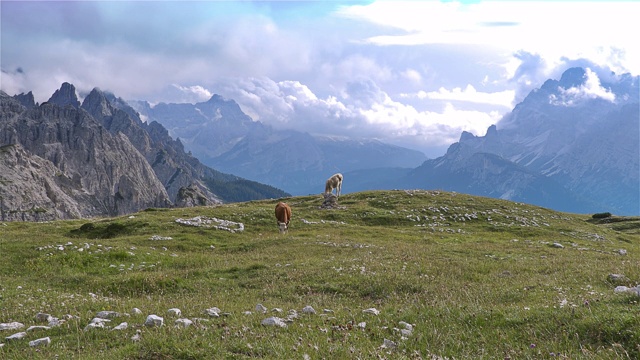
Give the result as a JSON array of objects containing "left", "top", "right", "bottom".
[
  {"left": 215, "top": 77, "right": 498, "bottom": 154},
  {"left": 172, "top": 84, "right": 213, "bottom": 103},
  {"left": 550, "top": 68, "right": 616, "bottom": 106},
  {"left": 403, "top": 85, "right": 515, "bottom": 108},
  {"left": 337, "top": 1, "right": 640, "bottom": 76}
]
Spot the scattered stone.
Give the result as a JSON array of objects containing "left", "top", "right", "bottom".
[
  {"left": 48, "top": 317, "right": 63, "bottom": 327},
  {"left": 175, "top": 216, "right": 244, "bottom": 233},
  {"left": 35, "top": 313, "right": 53, "bottom": 323},
  {"left": 551, "top": 243, "right": 564, "bottom": 249},
  {"left": 321, "top": 193, "right": 339, "bottom": 209},
  {"left": 131, "top": 330, "right": 142, "bottom": 342},
  {"left": 96, "top": 311, "right": 121, "bottom": 319},
  {"left": 205, "top": 307, "right": 221, "bottom": 317},
  {"left": 5, "top": 332, "right": 27, "bottom": 341},
  {"left": 363, "top": 308, "right": 380, "bottom": 315},
  {"left": 302, "top": 305, "right": 316, "bottom": 314},
  {"left": 399, "top": 321, "right": 413, "bottom": 332},
  {"left": 0, "top": 322, "right": 24, "bottom": 331},
  {"left": 150, "top": 235, "right": 173, "bottom": 241},
  {"left": 111, "top": 322, "right": 128, "bottom": 331},
  {"left": 261, "top": 317, "right": 287, "bottom": 328},
  {"left": 26, "top": 325, "right": 50, "bottom": 332},
  {"left": 167, "top": 308, "right": 182, "bottom": 317},
  {"left": 175, "top": 318, "right": 193, "bottom": 328},
  {"left": 132, "top": 308, "right": 143, "bottom": 315},
  {"left": 84, "top": 322, "right": 106, "bottom": 331},
  {"left": 272, "top": 308, "right": 283, "bottom": 313},
  {"left": 144, "top": 315, "right": 164, "bottom": 327},
  {"left": 255, "top": 304, "right": 268, "bottom": 313},
  {"left": 29, "top": 337, "right": 50, "bottom": 347},
  {"left": 614, "top": 286, "right": 640, "bottom": 296},
  {"left": 617, "top": 249, "right": 628, "bottom": 255},
  {"left": 382, "top": 339, "right": 397, "bottom": 349},
  {"left": 357, "top": 322, "right": 366, "bottom": 329},
  {"left": 286, "top": 310, "right": 299, "bottom": 321}
]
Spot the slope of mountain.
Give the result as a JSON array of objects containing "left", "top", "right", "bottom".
[
  {"left": 396, "top": 67, "right": 639, "bottom": 215},
  {"left": 0, "top": 91, "right": 171, "bottom": 220},
  {"left": 131, "top": 96, "right": 427, "bottom": 195},
  {"left": 0, "top": 84, "right": 289, "bottom": 221}
]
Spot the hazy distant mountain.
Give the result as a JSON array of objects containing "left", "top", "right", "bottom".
[
  {"left": 394, "top": 67, "right": 639, "bottom": 215},
  {"left": 131, "top": 96, "right": 427, "bottom": 195},
  {"left": 0, "top": 83, "right": 289, "bottom": 221}
]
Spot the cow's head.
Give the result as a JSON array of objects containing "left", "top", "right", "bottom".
[{"left": 278, "top": 221, "right": 289, "bottom": 234}]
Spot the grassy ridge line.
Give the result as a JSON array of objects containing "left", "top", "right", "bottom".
[{"left": 0, "top": 189, "right": 639, "bottom": 359}]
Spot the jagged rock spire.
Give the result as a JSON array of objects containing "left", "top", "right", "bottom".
[
  {"left": 48, "top": 82, "right": 80, "bottom": 108},
  {"left": 81, "top": 87, "right": 113, "bottom": 117}
]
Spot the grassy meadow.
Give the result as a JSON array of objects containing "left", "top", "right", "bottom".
[{"left": 1, "top": 190, "right": 639, "bottom": 359}]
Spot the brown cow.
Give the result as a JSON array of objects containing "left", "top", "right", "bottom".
[{"left": 275, "top": 202, "right": 292, "bottom": 234}]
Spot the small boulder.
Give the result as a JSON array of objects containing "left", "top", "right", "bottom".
[
  {"left": 29, "top": 337, "right": 50, "bottom": 347},
  {"left": 261, "top": 317, "right": 287, "bottom": 328},
  {"left": 144, "top": 315, "right": 164, "bottom": 327}
]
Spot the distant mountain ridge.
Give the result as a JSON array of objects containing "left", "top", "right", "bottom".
[
  {"left": 0, "top": 83, "right": 289, "bottom": 221},
  {"left": 393, "top": 67, "right": 639, "bottom": 215},
  {"left": 130, "top": 97, "right": 427, "bottom": 195}
]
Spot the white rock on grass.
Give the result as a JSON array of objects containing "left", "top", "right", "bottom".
[
  {"left": 48, "top": 317, "right": 63, "bottom": 327},
  {"left": 362, "top": 308, "right": 380, "bottom": 315},
  {"left": 382, "top": 339, "right": 397, "bottom": 349},
  {"left": 96, "top": 311, "right": 121, "bottom": 319},
  {"left": 132, "top": 308, "right": 143, "bottom": 315},
  {"left": 399, "top": 321, "right": 413, "bottom": 330},
  {"left": 144, "top": 315, "right": 164, "bottom": 327},
  {"left": 255, "top": 304, "right": 268, "bottom": 313},
  {"left": 90, "top": 317, "right": 111, "bottom": 325},
  {"left": 84, "top": 322, "right": 105, "bottom": 331},
  {"left": 5, "top": 332, "right": 27, "bottom": 341},
  {"left": 131, "top": 330, "right": 142, "bottom": 342},
  {"left": 615, "top": 286, "right": 640, "bottom": 296},
  {"left": 175, "top": 318, "right": 193, "bottom": 328},
  {"left": 167, "top": 308, "right": 181, "bottom": 317},
  {"left": 261, "top": 317, "right": 287, "bottom": 328},
  {"left": 0, "top": 322, "right": 24, "bottom": 331},
  {"left": 111, "top": 322, "right": 128, "bottom": 331},
  {"left": 26, "top": 326, "right": 51, "bottom": 332},
  {"left": 205, "top": 307, "right": 221, "bottom": 317},
  {"left": 29, "top": 337, "right": 51, "bottom": 347},
  {"left": 302, "top": 305, "right": 316, "bottom": 314}
]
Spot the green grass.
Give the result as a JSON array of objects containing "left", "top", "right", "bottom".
[{"left": 1, "top": 190, "right": 639, "bottom": 359}]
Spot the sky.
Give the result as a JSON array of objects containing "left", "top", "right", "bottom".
[{"left": 1, "top": 0, "right": 639, "bottom": 157}]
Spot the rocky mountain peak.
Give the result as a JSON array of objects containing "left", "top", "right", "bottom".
[
  {"left": 48, "top": 82, "right": 80, "bottom": 108},
  {"left": 81, "top": 87, "right": 113, "bottom": 117},
  {"left": 558, "top": 67, "right": 587, "bottom": 88},
  {"left": 13, "top": 91, "right": 36, "bottom": 108}
]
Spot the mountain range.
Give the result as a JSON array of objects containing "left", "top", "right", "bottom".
[
  {"left": 391, "top": 67, "right": 639, "bottom": 215},
  {"left": 2, "top": 67, "right": 637, "bottom": 220},
  {"left": 0, "top": 83, "right": 288, "bottom": 221},
  {"left": 133, "top": 67, "right": 639, "bottom": 215},
  {"left": 129, "top": 97, "right": 427, "bottom": 195}
]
